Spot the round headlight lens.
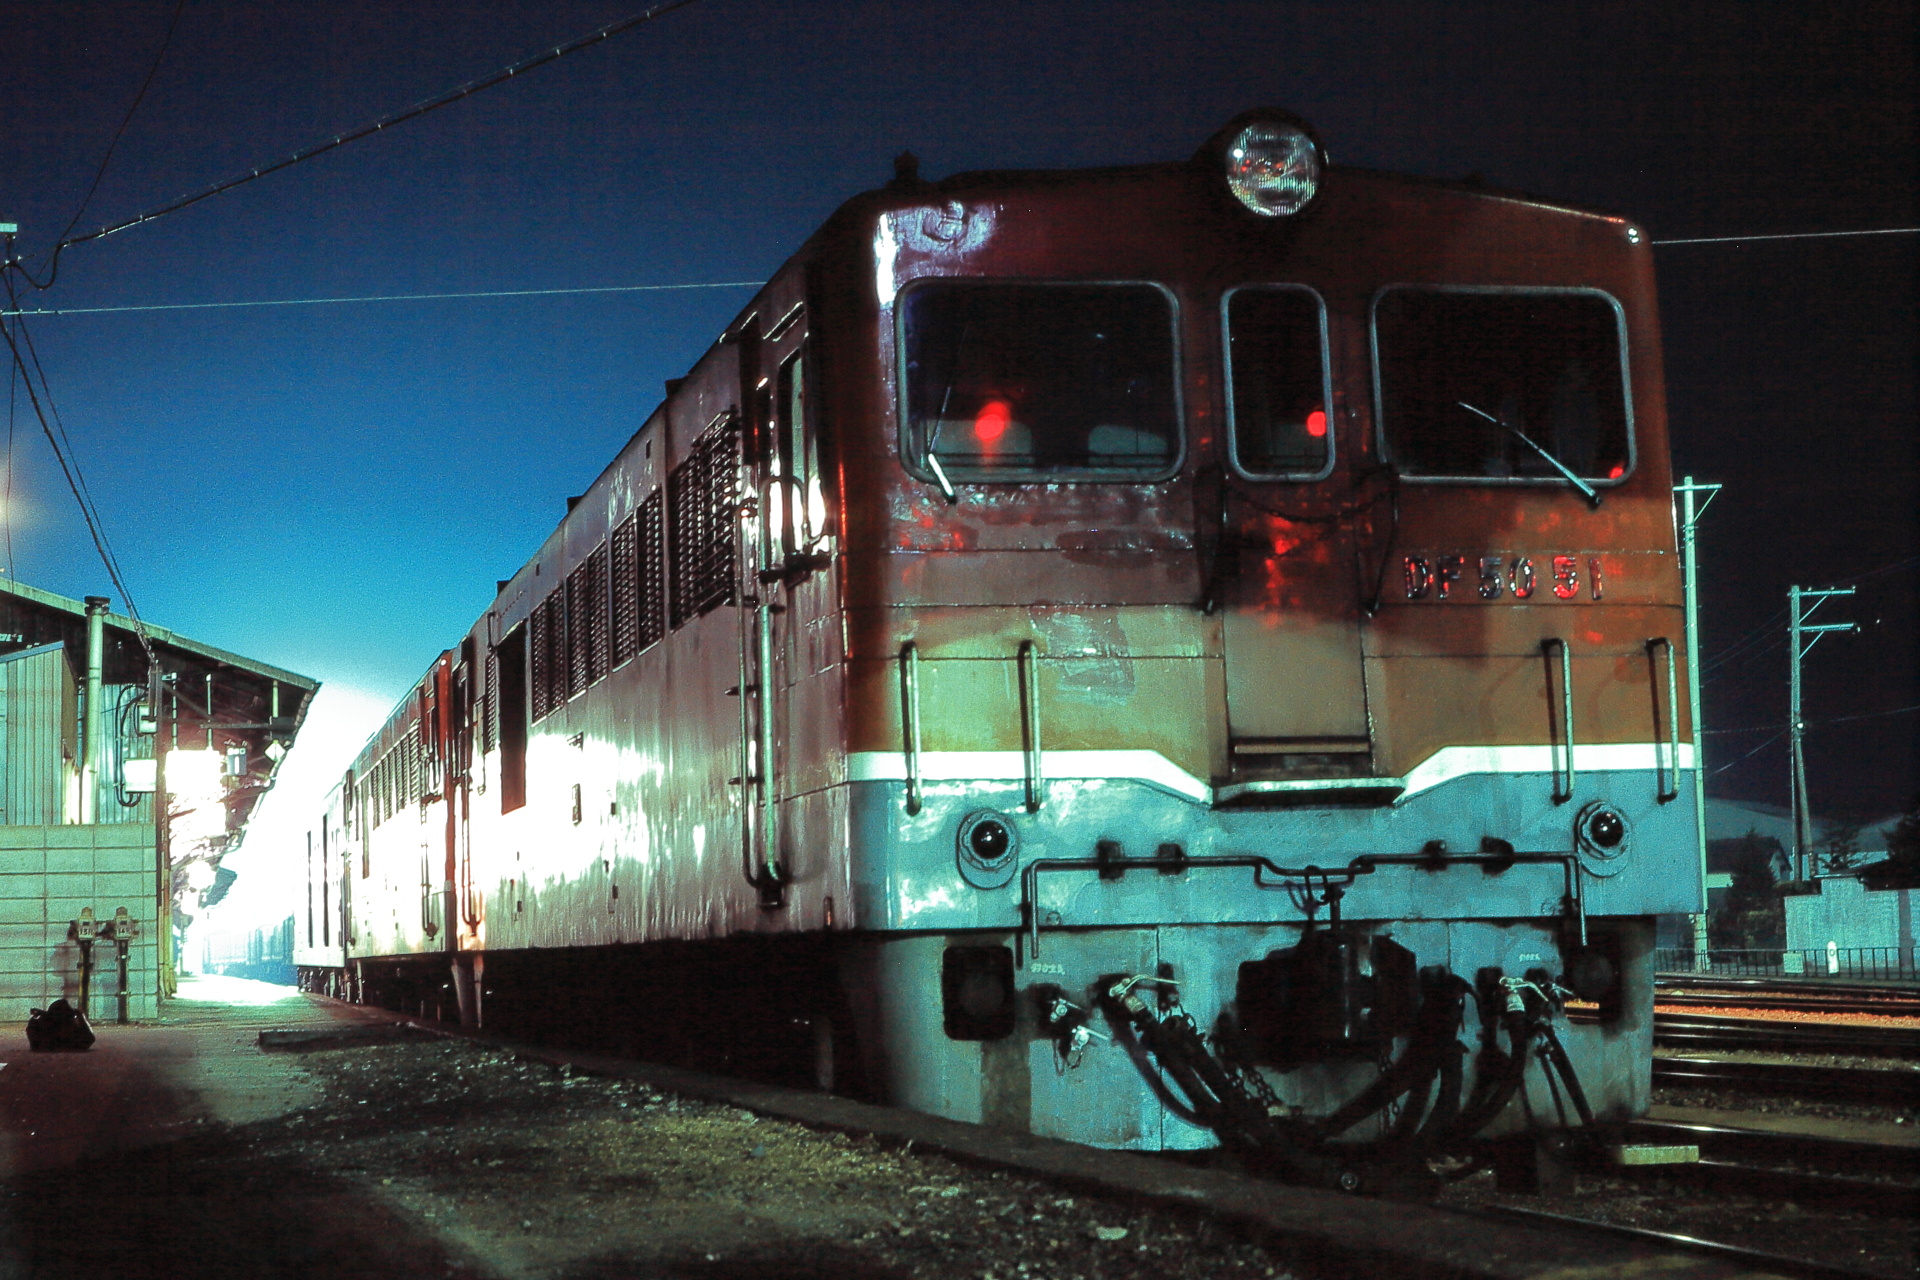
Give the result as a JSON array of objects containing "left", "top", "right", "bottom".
[{"left": 1225, "top": 121, "right": 1322, "bottom": 217}]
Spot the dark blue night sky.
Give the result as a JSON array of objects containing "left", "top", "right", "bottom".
[{"left": 2, "top": 1, "right": 1914, "bottom": 815}]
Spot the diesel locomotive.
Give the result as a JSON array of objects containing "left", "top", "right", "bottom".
[{"left": 294, "top": 110, "right": 1700, "bottom": 1189}]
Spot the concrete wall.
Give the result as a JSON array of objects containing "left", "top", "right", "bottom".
[
  {"left": 0, "top": 823, "right": 159, "bottom": 1023},
  {"left": 1785, "top": 875, "right": 1917, "bottom": 956}
]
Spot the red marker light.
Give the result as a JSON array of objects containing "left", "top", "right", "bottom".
[
  {"left": 974, "top": 399, "right": 1011, "bottom": 444},
  {"left": 1305, "top": 408, "right": 1327, "bottom": 438},
  {"left": 1607, "top": 463, "right": 1624, "bottom": 479}
]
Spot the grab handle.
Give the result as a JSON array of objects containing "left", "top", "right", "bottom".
[
  {"left": 1019, "top": 640, "right": 1043, "bottom": 812},
  {"left": 1648, "top": 637, "right": 1680, "bottom": 802},
  {"left": 899, "top": 642, "right": 923, "bottom": 814},
  {"left": 1544, "top": 638, "right": 1575, "bottom": 803}
]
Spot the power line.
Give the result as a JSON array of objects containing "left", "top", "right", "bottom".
[
  {"left": 1707, "top": 702, "right": 1920, "bottom": 736},
  {"left": 28, "top": 0, "right": 188, "bottom": 290},
  {"left": 0, "top": 269, "right": 154, "bottom": 665},
  {"left": 1709, "top": 730, "right": 1785, "bottom": 777},
  {"left": 6, "top": 0, "right": 705, "bottom": 282},
  {"left": 1, "top": 278, "right": 764, "bottom": 320},
  {"left": 1653, "top": 226, "right": 1920, "bottom": 247}
]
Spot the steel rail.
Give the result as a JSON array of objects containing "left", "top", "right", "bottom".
[
  {"left": 1656, "top": 975, "right": 1920, "bottom": 1001},
  {"left": 1654, "top": 1013, "right": 1920, "bottom": 1058},
  {"left": 1656, "top": 991, "right": 1920, "bottom": 1017},
  {"left": 1473, "top": 1204, "right": 1894, "bottom": 1280},
  {"left": 1620, "top": 1158, "right": 1918, "bottom": 1218},
  {"left": 1653, "top": 1056, "right": 1920, "bottom": 1107},
  {"left": 1630, "top": 1119, "right": 1920, "bottom": 1181}
]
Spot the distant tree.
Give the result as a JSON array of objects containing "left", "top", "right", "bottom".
[
  {"left": 1708, "top": 829, "right": 1786, "bottom": 949},
  {"left": 1860, "top": 806, "right": 1920, "bottom": 890},
  {"left": 1815, "top": 819, "right": 1866, "bottom": 876}
]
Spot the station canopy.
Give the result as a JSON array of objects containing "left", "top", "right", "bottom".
[{"left": 0, "top": 577, "right": 318, "bottom": 832}]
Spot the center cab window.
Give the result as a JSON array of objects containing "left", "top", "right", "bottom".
[
  {"left": 1373, "top": 287, "right": 1633, "bottom": 484},
  {"left": 1224, "top": 285, "right": 1334, "bottom": 479},
  {"left": 899, "top": 281, "right": 1181, "bottom": 481}
]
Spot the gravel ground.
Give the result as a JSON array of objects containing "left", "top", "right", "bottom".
[{"left": 268, "top": 1039, "right": 1314, "bottom": 1280}]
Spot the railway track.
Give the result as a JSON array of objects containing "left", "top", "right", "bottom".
[
  {"left": 1478, "top": 1205, "right": 1898, "bottom": 1280},
  {"left": 1655, "top": 1012, "right": 1920, "bottom": 1059},
  {"left": 1656, "top": 975, "right": 1920, "bottom": 1018},
  {"left": 1653, "top": 1055, "right": 1920, "bottom": 1107},
  {"left": 1619, "top": 1120, "right": 1918, "bottom": 1217}
]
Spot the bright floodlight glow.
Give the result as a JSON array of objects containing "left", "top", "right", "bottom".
[{"left": 1226, "top": 121, "right": 1321, "bottom": 217}]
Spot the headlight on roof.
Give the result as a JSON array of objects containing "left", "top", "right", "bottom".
[{"left": 1204, "top": 111, "right": 1326, "bottom": 218}]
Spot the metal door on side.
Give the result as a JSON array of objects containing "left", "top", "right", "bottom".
[
  {"left": 736, "top": 331, "right": 831, "bottom": 904},
  {"left": 1217, "top": 285, "right": 1373, "bottom": 783}
]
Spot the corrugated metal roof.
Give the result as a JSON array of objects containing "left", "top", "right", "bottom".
[{"left": 0, "top": 578, "right": 317, "bottom": 690}]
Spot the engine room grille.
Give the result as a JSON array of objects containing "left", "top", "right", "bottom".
[
  {"left": 586, "top": 542, "right": 609, "bottom": 686},
  {"left": 529, "top": 594, "right": 555, "bottom": 722},
  {"left": 638, "top": 489, "right": 667, "bottom": 650},
  {"left": 566, "top": 563, "right": 591, "bottom": 700},
  {"left": 670, "top": 416, "right": 738, "bottom": 629},
  {"left": 610, "top": 514, "right": 639, "bottom": 667}
]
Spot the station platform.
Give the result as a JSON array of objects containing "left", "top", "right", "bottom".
[{"left": 0, "top": 976, "right": 477, "bottom": 1279}]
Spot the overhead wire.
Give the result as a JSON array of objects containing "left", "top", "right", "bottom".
[
  {"left": 5, "top": 0, "right": 705, "bottom": 282},
  {"left": 0, "top": 269, "right": 155, "bottom": 667},
  {"left": 1708, "top": 730, "right": 1785, "bottom": 778},
  {"left": 1, "top": 278, "right": 764, "bottom": 320},
  {"left": 1652, "top": 227, "right": 1920, "bottom": 247},
  {"left": 21, "top": 0, "right": 188, "bottom": 291}
]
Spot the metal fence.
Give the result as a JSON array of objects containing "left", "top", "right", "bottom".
[{"left": 1655, "top": 945, "right": 1918, "bottom": 980}]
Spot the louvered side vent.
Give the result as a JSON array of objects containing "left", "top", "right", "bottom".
[
  {"left": 482, "top": 648, "right": 498, "bottom": 755},
  {"left": 610, "top": 516, "right": 639, "bottom": 666},
  {"left": 566, "top": 563, "right": 590, "bottom": 699},
  {"left": 529, "top": 597, "right": 552, "bottom": 722},
  {"left": 670, "top": 417, "right": 738, "bottom": 628},
  {"left": 639, "top": 489, "right": 666, "bottom": 650},
  {"left": 586, "top": 542, "right": 609, "bottom": 685}
]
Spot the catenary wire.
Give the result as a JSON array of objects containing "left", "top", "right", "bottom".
[
  {"left": 1708, "top": 730, "right": 1785, "bottom": 778},
  {"left": 25, "top": 0, "right": 189, "bottom": 291},
  {"left": 1705, "top": 702, "right": 1920, "bottom": 736},
  {"left": 0, "top": 275, "right": 154, "bottom": 665},
  {"left": 5, "top": 0, "right": 704, "bottom": 280},
  {"left": 1652, "top": 227, "right": 1920, "bottom": 247},
  {"left": 0, "top": 278, "right": 764, "bottom": 319}
]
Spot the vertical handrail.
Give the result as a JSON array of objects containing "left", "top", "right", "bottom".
[
  {"left": 1544, "top": 638, "right": 1575, "bottom": 803},
  {"left": 1018, "top": 640, "right": 1043, "bottom": 812},
  {"left": 899, "top": 642, "right": 922, "bottom": 814},
  {"left": 1648, "top": 637, "right": 1680, "bottom": 802},
  {"left": 755, "top": 601, "right": 779, "bottom": 878}
]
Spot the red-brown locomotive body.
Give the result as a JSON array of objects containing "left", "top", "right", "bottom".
[{"left": 297, "top": 113, "right": 1700, "bottom": 1186}]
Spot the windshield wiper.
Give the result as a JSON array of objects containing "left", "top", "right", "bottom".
[
  {"left": 1456, "top": 401, "right": 1601, "bottom": 508},
  {"left": 923, "top": 420, "right": 957, "bottom": 504}
]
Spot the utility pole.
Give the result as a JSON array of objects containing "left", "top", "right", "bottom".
[
  {"left": 1787, "top": 585, "right": 1856, "bottom": 881},
  {"left": 1675, "top": 478, "right": 1721, "bottom": 963}
]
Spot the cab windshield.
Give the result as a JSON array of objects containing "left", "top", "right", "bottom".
[
  {"left": 900, "top": 282, "right": 1181, "bottom": 480},
  {"left": 1373, "top": 288, "right": 1632, "bottom": 482}
]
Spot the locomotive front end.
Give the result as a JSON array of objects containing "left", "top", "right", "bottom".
[{"left": 827, "top": 112, "right": 1699, "bottom": 1182}]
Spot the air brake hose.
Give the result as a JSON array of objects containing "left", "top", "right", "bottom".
[
  {"left": 1538, "top": 1025, "right": 1595, "bottom": 1127},
  {"left": 1316, "top": 972, "right": 1466, "bottom": 1140},
  {"left": 1441, "top": 1013, "right": 1543, "bottom": 1144}
]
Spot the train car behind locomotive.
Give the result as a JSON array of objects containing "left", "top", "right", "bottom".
[{"left": 296, "top": 110, "right": 1700, "bottom": 1190}]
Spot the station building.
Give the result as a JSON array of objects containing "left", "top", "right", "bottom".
[{"left": 0, "top": 578, "right": 315, "bottom": 1023}]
